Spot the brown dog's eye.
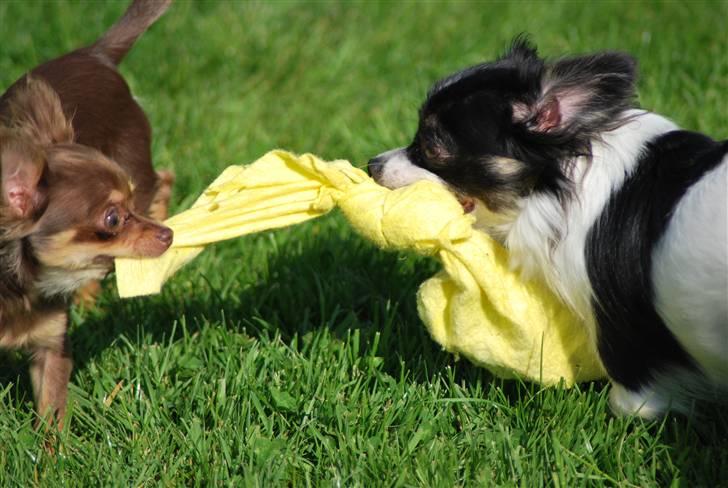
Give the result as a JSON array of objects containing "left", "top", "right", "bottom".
[{"left": 104, "top": 207, "right": 120, "bottom": 229}]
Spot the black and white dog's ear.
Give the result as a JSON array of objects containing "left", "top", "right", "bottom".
[
  {"left": 503, "top": 35, "right": 541, "bottom": 64},
  {"left": 515, "top": 51, "right": 637, "bottom": 134}
]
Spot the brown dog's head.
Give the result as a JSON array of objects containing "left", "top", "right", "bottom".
[{"left": 0, "top": 78, "right": 172, "bottom": 294}]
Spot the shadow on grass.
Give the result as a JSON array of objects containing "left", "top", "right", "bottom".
[{"left": 2, "top": 215, "right": 727, "bottom": 483}]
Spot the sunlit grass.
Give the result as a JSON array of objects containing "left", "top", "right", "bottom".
[{"left": 0, "top": 0, "right": 726, "bottom": 485}]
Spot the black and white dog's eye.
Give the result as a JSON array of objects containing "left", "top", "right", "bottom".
[
  {"left": 423, "top": 146, "right": 438, "bottom": 160},
  {"left": 422, "top": 141, "right": 444, "bottom": 161}
]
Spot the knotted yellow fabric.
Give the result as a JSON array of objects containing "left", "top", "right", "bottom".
[{"left": 115, "top": 150, "right": 605, "bottom": 385}]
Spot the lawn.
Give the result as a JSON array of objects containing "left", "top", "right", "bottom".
[{"left": 1, "top": 0, "right": 727, "bottom": 485}]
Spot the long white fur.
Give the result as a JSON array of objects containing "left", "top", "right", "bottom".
[
  {"left": 505, "top": 110, "right": 678, "bottom": 328},
  {"left": 494, "top": 110, "right": 726, "bottom": 416}
]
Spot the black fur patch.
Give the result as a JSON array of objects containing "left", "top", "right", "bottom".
[{"left": 586, "top": 131, "right": 728, "bottom": 390}]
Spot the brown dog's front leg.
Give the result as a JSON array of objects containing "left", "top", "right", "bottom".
[
  {"left": 30, "top": 333, "right": 73, "bottom": 430},
  {"left": 147, "top": 169, "right": 175, "bottom": 221}
]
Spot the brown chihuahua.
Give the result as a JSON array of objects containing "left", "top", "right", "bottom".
[{"left": 0, "top": 0, "right": 174, "bottom": 428}]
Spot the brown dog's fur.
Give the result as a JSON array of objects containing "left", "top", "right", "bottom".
[{"left": 0, "top": 0, "right": 173, "bottom": 428}]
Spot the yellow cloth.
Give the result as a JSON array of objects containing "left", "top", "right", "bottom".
[{"left": 116, "top": 150, "right": 605, "bottom": 385}]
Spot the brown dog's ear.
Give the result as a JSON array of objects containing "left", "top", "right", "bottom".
[
  {"left": 0, "top": 136, "right": 47, "bottom": 219},
  {"left": 6, "top": 77, "right": 74, "bottom": 146}
]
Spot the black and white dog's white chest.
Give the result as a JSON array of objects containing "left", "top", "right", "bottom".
[{"left": 585, "top": 130, "right": 728, "bottom": 397}]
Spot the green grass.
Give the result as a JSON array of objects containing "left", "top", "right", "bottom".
[{"left": 1, "top": 0, "right": 727, "bottom": 485}]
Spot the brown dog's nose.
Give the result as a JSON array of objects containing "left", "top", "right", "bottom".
[{"left": 157, "top": 227, "right": 173, "bottom": 246}]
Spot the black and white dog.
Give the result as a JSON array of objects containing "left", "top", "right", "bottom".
[{"left": 368, "top": 37, "right": 727, "bottom": 418}]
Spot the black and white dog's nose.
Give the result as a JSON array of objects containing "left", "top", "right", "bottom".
[{"left": 367, "top": 155, "right": 385, "bottom": 181}]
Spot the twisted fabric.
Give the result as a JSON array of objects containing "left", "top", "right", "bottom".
[{"left": 116, "top": 150, "right": 605, "bottom": 385}]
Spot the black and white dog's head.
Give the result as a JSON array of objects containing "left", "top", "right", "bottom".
[{"left": 368, "top": 37, "right": 636, "bottom": 236}]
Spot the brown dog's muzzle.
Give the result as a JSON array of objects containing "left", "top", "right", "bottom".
[{"left": 128, "top": 214, "right": 173, "bottom": 257}]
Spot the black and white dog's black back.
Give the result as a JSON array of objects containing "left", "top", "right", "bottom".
[{"left": 368, "top": 37, "right": 728, "bottom": 417}]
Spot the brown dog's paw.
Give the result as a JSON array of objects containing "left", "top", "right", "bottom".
[
  {"left": 34, "top": 411, "right": 65, "bottom": 456},
  {"left": 148, "top": 169, "right": 175, "bottom": 221},
  {"left": 40, "top": 423, "right": 64, "bottom": 456},
  {"left": 73, "top": 280, "right": 102, "bottom": 308}
]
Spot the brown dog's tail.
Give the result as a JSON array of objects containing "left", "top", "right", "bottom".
[{"left": 90, "top": 0, "right": 172, "bottom": 65}]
